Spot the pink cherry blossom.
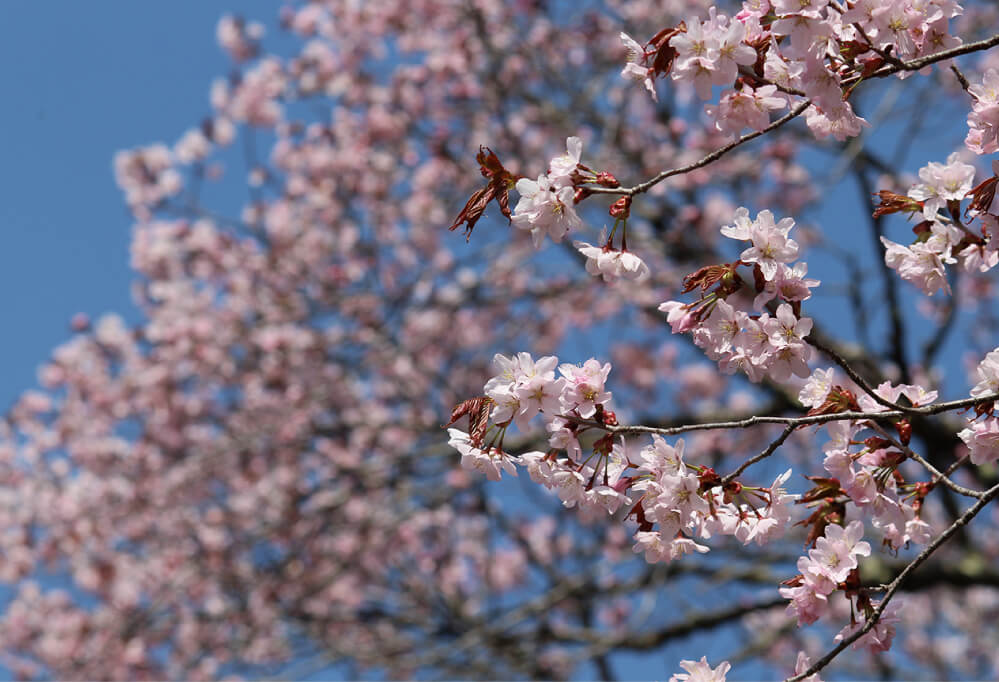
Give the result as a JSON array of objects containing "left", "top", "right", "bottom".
[
  {"left": 966, "top": 69, "right": 999, "bottom": 154},
  {"left": 448, "top": 429, "right": 520, "bottom": 481},
  {"left": 908, "top": 152, "right": 976, "bottom": 219},
  {"left": 669, "top": 656, "right": 731, "bottom": 682},
  {"left": 835, "top": 601, "right": 903, "bottom": 653},
  {"left": 512, "top": 174, "right": 583, "bottom": 248}
]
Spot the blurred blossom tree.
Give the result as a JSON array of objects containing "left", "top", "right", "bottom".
[{"left": 5, "top": 1, "right": 999, "bottom": 680}]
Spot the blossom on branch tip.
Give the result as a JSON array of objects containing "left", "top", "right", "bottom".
[
  {"left": 804, "top": 102, "right": 868, "bottom": 142},
  {"left": 512, "top": 174, "right": 582, "bottom": 248},
  {"left": 807, "top": 520, "right": 871, "bottom": 584},
  {"left": 548, "top": 136, "right": 584, "bottom": 189},
  {"left": 799, "top": 368, "right": 835, "bottom": 408},
  {"left": 721, "top": 208, "right": 799, "bottom": 281},
  {"left": 670, "top": 11, "right": 755, "bottom": 99},
  {"left": 558, "top": 359, "right": 612, "bottom": 418},
  {"left": 619, "top": 32, "right": 658, "bottom": 99},
  {"left": 639, "top": 435, "right": 686, "bottom": 476},
  {"left": 879, "top": 219, "right": 964, "bottom": 296},
  {"left": 705, "top": 84, "right": 786, "bottom": 138},
  {"left": 484, "top": 352, "right": 561, "bottom": 428},
  {"left": 753, "top": 262, "right": 820, "bottom": 309},
  {"left": 668, "top": 656, "right": 731, "bottom": 682}
]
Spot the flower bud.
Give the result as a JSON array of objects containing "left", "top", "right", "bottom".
[{"left": 609, "top": 196, "right": 631, "bottom": 219}]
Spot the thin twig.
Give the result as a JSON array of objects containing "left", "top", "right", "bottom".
[
  {"left": 950, "top": 64, "right": 971, "bottom": 92},
  {"left": 867, "top": 423, "right": 985, "bottom": 499},
  {"left": 584, "top": 101, "right": 811, "bottom": 197},
  {"left": 722, "top": 424, "right": 797, "bottom": 484},
  {"left": 842, "top": 32, "right": 999, "bottom": 85},
  {"left": 564, "top": 393, "right": 999, "bottom": 438}
]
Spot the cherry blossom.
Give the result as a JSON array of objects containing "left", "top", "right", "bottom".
[
  {"left": 668, "top": 656, "right": 731, "bottom": 682},
  {"left": 574, "top": 241, "right": 650, "bottom": 282},
  {"left": 512, "top": 174, "right": 583, "bottom": 248},
  {"left": 448, "top": 429, "right": 520, "bottom": 481},
  {"left": 706, "top": 85, "right": 786, "bottom": 138},
  {"left": 966, "top": 69, "right": 999, "bottom": 154},
  {"left": 908, "top": 152, "right": 976, "bottom": 219},
  {"left": 722, "top": 208, "right": 799, "bottom": 280}
]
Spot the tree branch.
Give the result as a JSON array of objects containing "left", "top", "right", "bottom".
[{"left": 787, "top": 480, "right": 999, "bottom": 681}]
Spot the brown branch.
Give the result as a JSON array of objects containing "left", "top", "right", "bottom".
[
  {"left": 585, "top": 33, "right": 999, "bottom": 200},
  {"left": 584, "top": 101, "right": 811, "bottom": 197},
  {"left": 722, "top": 424, "right": 797, "bottom": 484},
  {"left": 867, "top": 423, "right": 985, "bottom": 499},
  {"left": 786, "top": 480, "right": 999, "bottom": 681},
  {"left": 550, "top": 596, "right": 787, "bottom": 652},
  {"left": 950, "top": 64, "right": 971, "bottom": 92},
  {"left": 565, "top": 393, "right": 999, "bottom": 439},
  {"left": 843, "top": 33, "right": 999, "bottom": 86}
]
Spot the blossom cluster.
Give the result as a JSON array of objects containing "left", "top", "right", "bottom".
[
  {"left": 660, "top": 207, "right": 819, "bottom": 383},
  {"left": 622, "top": 2, "right": 963, "bottom": 142},
  {"left": 801, "top": 369, "right": 937, "bottom": 548},
  {"left": 879, "top": 155, "right": 999, "bottom": 295},
  {"left": 780, "top": 521, "right": 872, "bottom": 626},
  {"left": 112, "top": 145, "right": 183, "bottom": 220},
  {"left": 447, "top": 353, "right": 797, "bottom": 564},
  {"left": 504, "top": 137, "right": 651, "bottom": 280},
  {"left": 449, "top": 348, "right": 946, "bottom": 670},
  {"left": 967, "top": 69, "right": 999, "bottom": 154},
  {"left": 448, "top": 348, "right": 971, "bottom": 670},
  {"left": 511, "top": 137, "right": 587, "bottom": 249},
  {"left": 958, "top": 347, "right": 999, "bottom": 464},
  {"left": 573, "top": 236, "right": 651, "bottom": 283}
]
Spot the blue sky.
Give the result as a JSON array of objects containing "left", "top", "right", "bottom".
[{"left": 0, "top": 2, "right": 279, "bottom": 408}]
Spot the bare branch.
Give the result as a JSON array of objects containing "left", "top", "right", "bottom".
[{"left": 584, "top": 101, "right": 811, "bottom": 197}]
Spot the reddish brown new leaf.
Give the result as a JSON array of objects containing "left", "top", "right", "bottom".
[
  {"left": 448, "top": 185, "right": 496, "bottom": 241},
  {"left": 449, "top": 146, "right": 518, "bottom": 241},
  {"left": 797, "top": 476, "right": 845, "bottom": 504},
  {"left": 647, "top": 22, "right": 685, "bottom": 78},
  {"left": 872, "top": 190, "right": 923, "bottom": 218},
  {"left": 966, "top": 173, "right": 999, "bottom": 218},
  {"left": 444, "top": 396, "right": 490, "bottom": 428},
  {"left": 807, "top": 386, "right": 860, "bottom": 416},
  {"left": 682, "top": 262, "right": 739, "bottom": 294}
]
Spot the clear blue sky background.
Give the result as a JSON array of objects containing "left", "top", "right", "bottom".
[{"left": 0, "top": 2, "right": 280, "bottom": 409}]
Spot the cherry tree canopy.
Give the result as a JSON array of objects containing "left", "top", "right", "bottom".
[{"left": 3, "top": 1, "right": 999, "bottom": 680}]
